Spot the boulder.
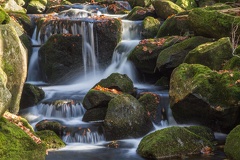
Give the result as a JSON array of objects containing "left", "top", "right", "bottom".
[
  {"left": 0, "top": 24, "right": 28, "bottom": 114},
  {"left": 176, "top": 0, "right": 197, "bottom": 10},
  {"left": 152, "top": 0, "right": 185, "bottom": 20},
  {"left": 36, "top": 130, "right": 66, "bottom": 149},
  {"left": 20, "top": 83, "right": 45, "bottom": 109},
  {"left": 26, "top": 0, "right": 47, "bottom": 14},
  {"left": 107, "top": 1, "right": 131, "bottom": 14},
  {"left": 156, "top": 36, "right": 213, "bottom": 77},
  {"left": 0, "top": 7, "right": 10, "bottom": 24},
  {"left": 128, "top": 36, "right": 188, "bottom": 74},
  {"left": 0, "top": 117, "right": 46, "bottom": 160},
  {"left": 94, "top": 73, "right": 134, "bottom": 94},
  {"left": 224, "top": 125, "right": 240, "bottom": 160},
  {"left": 126, "top": 0, "right": 152, "bottom": 8},
  {"left": 1, "top": 0, "right": 26, "bottom": 13},
  {"left": 142, "top": 16, "right": 160, "bottom": 39},
  {"left": 156, "top": 14, "right": 191, "bottom": 38},
  {"left": 184, "top": 37, "right": 233, "bottom": 71},
  {"left": 126, "top": 6, "right": 155, "bottom": 21},
  {"left": 188, "top": 8, "right": 240, "bottom": 39},
  {"left": 185, "top": 125, "right": 215, "bottom": 142},
  {"left": 35, "top": 120, "right": 63, "bottom": 136},
  {"left": 104, "top": 94, "right": 153, "bottom": 140},
  {"left": 169, "top": 63, "right": 240, "bottom": 133},
  {"left": 223, "top": 56, "right": 240, "bottom": 71},
  {"left": 82, "top": 107, "right": 108, "bottom": 122},
  {"left": 137, "top": 126, "right": 214, "bottom": 159}
]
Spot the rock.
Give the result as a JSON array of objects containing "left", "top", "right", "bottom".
[
  {"left": 204, "top": 3, "right": 232, "bottom": 10},
  {"left": 156, "top": 36, "right": 213, "bottom": 77},
  {"left": 137, "top": 126, "right": 214, "bottom": 159},
  {"left": 0, "top": 24, "right": 28, "bottom": 114},
  {"left": 152, "top": 0, "right": 185, "bottom": 20},
  {"left": 184, "top": 37, "right": 233, "bottom": 71},
  {"left": 223, "top": 56, "right": 240, "bottom": 71},
  {"left": 169, "top": 63, "right": 240, "bottom": 133},
  {"left": 185, "top": 125, "right": 215, "bottom": 142},
  {"left": 176, "top": 0, "right": 197, "bottom": 10},
  {"left": 82, "top": 107, "right": 108, "bottom": 122},
  {"left": 1, "top": 0, "right": 26, "bottom": 13},
  {"left": 126, "top": 6, "right": 155, "bottom": 21},
  {"left": 224, "top": 125, "right": 240, "bottom": 160},
  {"left": 26, "top": 0, "right": 47, "bottom": 14},
  {"left": 107, "top": 1, "right": 131, "bottom": 14},
  {"left": 0, "top": 7, "right": 10, "bottom": 24},
  {"left": 128, "top": 36, "right": 187, "bottom": 74},
  {"left": 94, "top": 73, "right": 134, "bottom": 94},
  {"left": 104, "top": 94, "right": 153, "bottom": 140},
  {"left": 36, "top": 130, "right": 66, "bottom": 149},
  {"left": 126, "top": 0, "right": 152, "bottom": 8},
  {"left": 188, "top": 8, "right": 240, "bottom": 39},
  {"left": 20, "top": 83, "right": 45, "bottom": 109},
  {"left": 138, "top": 92, "right": 162, "bottom": 124},
  {"left": 0, "top": 117, "right": 46, "bottom": 160},
  {"left": 142, "top": 16, "right": 160, "bottom": 39},
  {"left": 156, "top": 14, "right": 191, "bottom": 38},
  {"left": 35, "top": 120, "right": 63, "bottom": 136}
]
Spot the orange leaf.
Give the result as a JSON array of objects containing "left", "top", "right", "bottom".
[{"left": 142, "top": 46, "right": 148, "bottom": 51}]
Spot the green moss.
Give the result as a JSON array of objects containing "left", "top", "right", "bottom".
[
  {"left": 2, "top": 59, "right": 14, "bottom": 75},
  {"left": 36, "top": 130, "right": 65, "bottom": 149},
  {"left": 223, "top": 56, "right": 240, "bottom": 71},
  {"left": 204, "top": 3, "right": 232, "bottom": 10},
  {"left": 224, "top": 125, "right": 240, "bottom": 160},
  {"left": 126, "top": 6, "right": 153, "bottom": 20},
  {"left": 142, "top": 16, "right": 160, "bottom": 39},
  {"left": 0, "top": 117, "right": 46, "bottom": 160},
  {"left": 176, "top": 0, "right": 197, "bottom": 10},
  {"left": 185, "top": 126, "right": 215, "bottom": 142},
  {"left": 0, "top": 6, "right": 10, "bottom": 24}
]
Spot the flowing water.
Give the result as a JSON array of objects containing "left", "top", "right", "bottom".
[{"left": 23, "top": 6, "right": 226, "bottom": 160}]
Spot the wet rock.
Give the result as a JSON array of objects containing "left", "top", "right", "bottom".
[
  {"left": 224, "top": 125, "right": 240, "bottom": 160},
  {"left": 176, "top": 0, "right": 197, "bottom": 10},
  {"left": 152, "top": 0, "right": 185, "bottom": 20},
  {"left": 142, "top": 16, "right": 160, "bottom": 39},
  {"left": 156, "top": 14, "right": 191, "bottom": 38},
  {"left": 36, "top": 130, "right": 66, "bottom": 149},
  {"left": 107, "top": 1, "right": 131, "bottom": 14},
  {"left": 184, "top": 37, "right": 233, "bottom": 71},
  {"left": 82, "top": 107, "right": 108, "bottom": 122},
  {"left": 126, "top": 0, "right": 152, "bottom": 8},
  {"left": 169, "top": 63, "right": 240, "bottom": 133},
  {"left": 35, "top": 120, "right": 63, "bottom": 136},
  {"left": 188, "top": 8, "right": 240, "bottom": 39},
  {"left": 137, "top": 126, "right": 214, "bottom": 159},
  {"left": 126, "top": 6, "right": 155, "bottom": 21},
  {"left": 26, "top": 0, "right": 47, "bottom": 14},
  {"left": 0, "top": 117, "right": 46, "bottom": 160},
  {"left": 104, "top": 94, "right": 153, "bottom": 140},
  {"left": 156, "top": 36, "right": 213, "bottom": 77},
  {"left": 20, "top": 83, "right": 45, "bottom": 109}
]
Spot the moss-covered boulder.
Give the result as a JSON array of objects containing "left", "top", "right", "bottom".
[
  {"left": 107, "top": 1, "right": 131, "bottom": 14},
  {"left": 127, "top": 0, "right": 152, "bottom": 8},
  {"left": 142, "top": 16, "right": 160, "bottom": 39},
  {"left": 0, "top": 117, "right": 46, "bottom": 160},
  {"left": 1, "top": 0, "right": 26, "bottom": 13},
  {"left": 0, "top": 24, "right": 27, "bottom": 114},
  {"left": 39, "top": 34, "right": 82, "bottom": 83},
  {"left": 184, "top": 37, "right": 233, "bottom": 71},
  {"left": 138, "top": 92, "right": 162, "bottom": 124},
  {"left": 35, "top": 120, "right": 63, "bottom": 136},
  {"left": 224, "top": 125, "right": 240, "bottom": 160},
  {"left": 36, "top": 130, "right": 66, "bottom": 149},
  {"left": 223, "top": 56, "right": 240, "bottom": 71},
  {"left": 156, "top": 14, "right": 191, "bottom": 38},
  {"left": 156, "top": 36, "right": 213, "bottom": 77},
  {"left": 137, "top": 126, "right": 214, "bottom": 159},
  {"left": 185, "top": 125, "right": 215, "bottom": 142},
  {"left": 188, "top": 8, "right": 240, "bottom": 39},
  {"left": 26, "top": 0, "right": 47, "bottom": 14},
  {"left": 82, "top": 107, "right": 108, "bottom": 122},
  {"left": 204, "top": 3, "right": 232, "bottom": 10},
  {"left": 128, "top": 36, "right": 188, "bottom": 74},
  {"left": 176, "top": 0, "right": 197, "bottom": 10},
  {"left": 152, "top": 0, "right": 185, "bottom": 20},
  {"left": 20, "top": 83, "right": 45, "bottom": 109},
  {"left": 104, "top": 94, "right": 153, "bottom": 140},
  {"left": 169, "top": 63, "right": 240, "bottom": 133},
  {"left": 94, "top": 73, "right": 134, "bottom": 94},
  {"left": 0, "top": 7, "right": 10, "bottom": 24},
  {"left": 126, "top": 6, "right": 155, "bottom": 21}
]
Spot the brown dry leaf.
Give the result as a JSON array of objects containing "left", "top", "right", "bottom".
[{"left": 142, "top": 46, "right": 148, "bottom": 52}]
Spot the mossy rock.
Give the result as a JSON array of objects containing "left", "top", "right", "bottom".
[
  {"left": 126, "top": 0, "right": 152, "bottom": 8},
  {"left": 137, "top": 126, "right": 213, "bottom": 159},
  {"left": 20, "top": 83, "right": 45, "bottom": 109},
  {"left": 36, "top": 130, "right": 66, "bottom": 149},
  {"left": 152, "top": 0, "right": 185, "bottom": 20},
  {"left": 94, "top": 73, "right": 134, "bottom": 94},
  {"left": 204, "top": 3, "right": 232, "bottom": 10},
  {"left": 188, "top": 8, "right": 240, "bottom": 39},
  {"left": 35, "top": 120, "right": 63, "bottom": 136},
  {"left": 126, "top": 6, "right": 155, "bottom": 21},
  {"left": 224, "top": 125, "right": 240, "bottom": 160},
  {"left": 142, "top": 16, "right": 160, "bottom": 39},
  {"left": 176, "top": 0, "right": 197, "bottom": 10},
  {"left": 0, "top": 7, "right": 10, "bottom": 24},
  {"left": 184, "top": 37, "right": 233, "bottom": 71},
  {"left": 156, "top": 14, "right": 191, "bottom": 38},
  {"left": 169, "top": 63, "right": 240, "bottom": 133},
  {"left": 27, "top": 0, "right": 47, "bottom": 14},
  {"left": 128, "top": 36, "right": 187, "bottom": 74},
  {"left": 0, "top": 117, "right": 46, "bottom": 160},
  {"left": 185, "top": 125, "right": 215, "bottom": 142},
  {"left": 104, "top": 94, "right": 153, "bottom": 140},
  {"left": 156, "top": 36, "right": 214, "bottom": 76},
  {"left": 82, "top": 107, "right": 108, "bottom": 122},
  {"left": 223, "top": 56, "right": 240, "bottom": 71},
  {"left": 1, "top": 0, "right": 26, "bottom": 13},
  {"left": 138, "top": 92, "right": 161, "bottom": 124}
]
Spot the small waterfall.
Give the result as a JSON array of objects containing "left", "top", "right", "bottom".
[
  {"left": 122, "top": 20, "right": 142, "bottom": 40},
  {"left": 26, "top": 47, "right": 41, "bottom": 82}
]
